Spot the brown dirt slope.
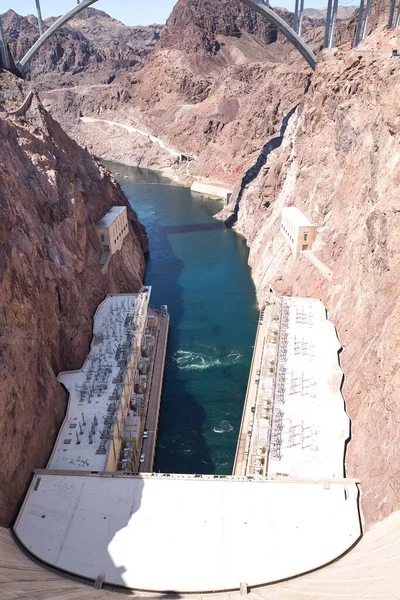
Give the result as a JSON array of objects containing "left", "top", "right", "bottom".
[{"left": 0, "top": 71, "right": 147, "bottom": 527}]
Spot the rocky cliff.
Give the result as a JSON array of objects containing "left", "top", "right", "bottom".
[
  {"left": 2, "top": 8, "right": 162, "bottom": 88},
  {"left": 223, "top": 44, "right": 400, "bottom": 526},
  {"left": 9, "top": 0, "right": 399, "bottom": 527},
  {"left": 41, "top": 0, "right": 315, "bottom": 182},
  {"left": 0, "top": 71, "right": 147, "bottom": 527}
]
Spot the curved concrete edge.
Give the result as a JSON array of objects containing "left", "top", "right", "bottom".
[
  {"left": 10, "top": 515, "right": 362, "bottom": 596},
  {"left": 241, "top": 0, "right": 317, "bottom": 70},
  {"left": 14, "top": 473, "right": 362, "bottom": 593},
  {"left": 6, "top": 508, "right": 400, "bottom": 599},
  {"left": 17, "top": 0, "right": 99, "bottom": 73}
]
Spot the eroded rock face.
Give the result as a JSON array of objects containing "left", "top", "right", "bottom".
[
  {"left": 41, "top": 0, "right": 313, "bottom": 183},
  {"left": 1, "top": 8, "right": 162, "bottom": 88},
  {"left": 0, "top": 72, "right": 147, "bottom": 526},
  {"left": 227, "top": 49, "right": 400, "bottom": 526}
]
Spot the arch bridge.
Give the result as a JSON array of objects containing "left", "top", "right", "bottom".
[
  {"left": 6, "top": 0, "right": 317, "bottom": 73},
  {"left": 2, "top": 0, "right": 398, "bottom": 76}
]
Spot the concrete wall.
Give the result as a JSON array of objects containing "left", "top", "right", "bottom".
[
  {"left": 96, "top": 207, "right": 128, "bottom": 255},
  {"left": 3, "top": 508, "right": 400, "bottom": 598},
  {"left": 191, "top": 181, "right": 233, "bottom": 203},
  {"left": 281, "top": 210, "right": 316, "bottom": 259}
]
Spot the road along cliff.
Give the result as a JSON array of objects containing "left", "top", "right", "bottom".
[{"left": 0, "top": 71, "right": 147, "bottom": 527}]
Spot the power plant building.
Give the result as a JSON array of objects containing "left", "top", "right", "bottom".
[
  {"left": 96, "top": 206, "right": 129, "bottom": 255},
  {"left": 281, "top": 207, "right": 316, "bottom": 259}
]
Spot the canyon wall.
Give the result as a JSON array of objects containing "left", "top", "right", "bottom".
[
  {"left": 1, "top": 8, "right": 162, "bottom": 88},
  {"left": 20, "top": 0, "right": 399, "bottom": 526},
  {"left": 226, "top": 46, "right": 400, "bottom": 525},
  {"left": 0, "top": 72, "right": 147, "bottom": 526},
  {"left": 41, "top": 0, "right": 313, "bottom": 182}
]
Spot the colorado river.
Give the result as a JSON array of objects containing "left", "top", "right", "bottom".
[{"left": 103, "top": 161, "right": 258, "bottom": 474}]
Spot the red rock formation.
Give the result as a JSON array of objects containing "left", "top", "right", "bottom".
[
  {"left": 0, "top": 72, "right": 147, "bottom": 526},
  {"left": 1, "top": 8, "right": 162, "bottom": 88},
  {"left": 227, "top": 47, "right": 400, "bottom": 526},
  {"left": 41, "top": 0, "right": 312, "bottom": 183}
]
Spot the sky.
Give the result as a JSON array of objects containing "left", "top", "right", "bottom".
[{"left": 1, "top": 0, "right": 343, "bottom": 26}]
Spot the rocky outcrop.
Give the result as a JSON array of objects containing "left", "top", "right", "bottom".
[
  {"left": 223, "top": 47, "right": 400, "bottom": 526},
  {"left": 41, "top": 0, "right": 313, "bottom": 182},
  {"left": 0, "top": 71, "right": 147, "bottom": 527},
  {"left": 1, "top": 8, "right": 162, "bottom": 88}
]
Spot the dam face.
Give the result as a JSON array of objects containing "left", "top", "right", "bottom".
[{"left": 15, "top": 472, "right": 359, "bottom": 592}]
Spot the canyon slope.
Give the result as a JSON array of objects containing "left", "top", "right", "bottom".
[
  {"left": 224, "top": 38, "right": 400, "bottom": 525},
  {"left": 1, "top": 8, "right": 162, "bottom": 87},
  {"left": 4, "top": 0, "right": 398, "bottom": 528},
  {"left": 42, "top": 0, "right": 319, "bottom": 182},
  {"left": 0, "top": 72, "right": 147, "bottom": 526}
]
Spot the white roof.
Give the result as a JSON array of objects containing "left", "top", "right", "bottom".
[
  {"left": 268, "top": 298, "right": 348, "bottom": 478},
  {"left": 96, "top": 206, "right": 126, "bottom": 228},
  {"left": 282, "top": 206, "right": 314, "bottom": 227},
  {"left": 15, "top": 473, "right": 360, "bottom": 592},
  {"left": 48, "top": 292, "right": 150, "bottom": 472}
]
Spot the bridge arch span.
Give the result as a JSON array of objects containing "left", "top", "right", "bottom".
[
  {"left": 243, "top": 0, "right": 316, "bottom": 69},
  {"left": 16, "top": 0, "right": 316, "bottom": 74}
]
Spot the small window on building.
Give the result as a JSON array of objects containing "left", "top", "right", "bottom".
[
  {"left": 303, "top": 232, "right": 308, "bottom": 241},
  {"left": 302, "top": 244, "right": 308, "bottom": 251},
  {"left": 100, "top": 234, "right": 105, "bottom": 242}
]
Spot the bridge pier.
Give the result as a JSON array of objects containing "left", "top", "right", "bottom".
[
  {"left": 329, "top": 0, "right": 339, "bottom": 48},
  {"left": 298, "top": 0, "right": 305, "bottom": 36},
  {"left": 35, "top": 0, "right": 44, "bottom": 37},
  {"left": 323, "top": 0, "right": 333, "bottom": 48},
  {"left": 0, "top": 15, "right": 11, "bottom": 71},
  {"left": 389, "top": 0, "right": 396, "bottom": 27},
  {"left": 353, "top": 0, "right": 365, "bottom": 47},
  {"left": 395, "top": 1, "right": 400, "bottom": 27},
  {"left": 362, "top": 0, "right": 372, "bottom": 39}
]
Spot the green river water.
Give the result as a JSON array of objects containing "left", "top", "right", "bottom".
[{"left": 103, "top": 161, "right": 258, "bottom": 474}]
